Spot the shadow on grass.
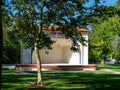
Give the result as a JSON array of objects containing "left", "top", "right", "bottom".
[
  {"left": 2, "top": 68, "right": 120, "bottom": 90},
  {"left": 42, "top": 71, "right": 120, "bottom": 90}
]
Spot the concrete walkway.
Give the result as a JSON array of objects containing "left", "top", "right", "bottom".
[
  {"left": 2, "top": 64, "right": 37, "bottom": 76},
  {"left": 2, "top": 64, "right": 15, "bottom": 70}
]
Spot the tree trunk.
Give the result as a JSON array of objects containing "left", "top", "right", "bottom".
[
  {"left": 34, "top": 42, "right": 43, "bottom": 86},
  {"left": 0, "top": 2, "right": 3, "bottom": 88},
  {"left": 34, "top": 0, "right": 45, "bottom": 85}
]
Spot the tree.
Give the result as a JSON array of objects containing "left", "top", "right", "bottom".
[
  {"left": 88, "top": 3, "right": 120, "bottom": 64},
  {"left": 112, "top": 34, "right": 120, "bottom": 62},
  {"left": 3, "top": 17, "right": 21, "bottom": 64},
  {"left": 115, "top": 0, "right": 120, "bottom": 8},
  {"left": 1, "top": 0, "right": 21, "bottom": 64},
  {"left": 4, "top": 0, "right": 103, "bottom": 85},
  {"left": 0, "top": 0, "right": 4, "bottom": 88},
  {"left": 89, "top": 16, "right": 120, "bottom": 63}
]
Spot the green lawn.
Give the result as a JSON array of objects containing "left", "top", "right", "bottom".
[
  {"left": 2, "top": 64, "right": 120, "bottom": 90},
  {"left": 97, "top": 64, "right": 120, "bottom": 69},
  {"left": 97, "top": 64, "right": 120, "bottom": 72}
]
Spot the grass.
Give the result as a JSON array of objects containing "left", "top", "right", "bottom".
[
  {"left": 97, "top": 64, "right": 120, "bottom": 72},
  {"left": 1, "top": 64, "right": 120, "bottom": 90},
  {"left": 111, "top": 69, "right": 120, "bottom": 72},
  {"left": 97, "top": 64, "right": 120, "bottom": 69}
]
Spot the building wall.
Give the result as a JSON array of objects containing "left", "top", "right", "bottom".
[
  {"left": 32, "top": 46, "right": 74, "bottom": 64},
  {"left": 32, "top": 46, "right": 63, "bottom": 64},
  {"left": 21, "top": 47, "right": 32, "bottom": 64},
  {"left": 22, "top": 32, "right": 89, "bottom": 65},
  {"left": 63, "top": 46, "right": 73, "bottom": 63},
  {"left": 68, "top": 52, "right": 80, "bottom": 65},
  {"left": 32, "top": 45, "right": 83, "bottom": 65}
]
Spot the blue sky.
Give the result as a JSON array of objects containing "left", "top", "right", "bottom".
[
  {"left": 85, "top": 0, "right": 117, "bottom": 7},
  {"left": 102, "top": 0, "right": 117, "bottom": 5}
]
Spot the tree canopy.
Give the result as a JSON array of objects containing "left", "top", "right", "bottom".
[
  {"left": 89, "top": 16, "right": 120, "bottom": 63},
  {"left": 89, "top": 0, "right": 120, "bottom": 63},
  {"left": 8, "top": 0, "right": 94, "bottom": 49}
]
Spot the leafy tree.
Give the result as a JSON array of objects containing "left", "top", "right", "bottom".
[
  {"left": 89, "top": 16, "right": 120, "bottom": 63},
  {"left": 112, "top": 34, "right": 120, "bottom": 62},
  {"left": 3, "top": 25, "right": 21, "bottom": 64},
  {"left": 89, "top": 2, "right": 120, "bottom": 64},
  {"left": 4, "top": 0, "right": 104, "bottom": 85},
  {"left": 2, "top": 1, "right": 21, "bottom": 64},
  {"left": 86, "top": 2, "right": 120, "bottom": 25},
  {"left": 115, "top": 0, "right": 120, "bottom": 8}
]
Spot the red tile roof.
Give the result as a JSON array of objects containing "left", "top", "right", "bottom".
[
  {"left": 41, "top": 26, "right": 89, "bottom": 33},
  {"left": 77, "top": 28, "right": 89, "bottom": 32}
]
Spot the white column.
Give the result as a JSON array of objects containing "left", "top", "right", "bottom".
[
  {"left": 78, "top": 44, "right": 83, "bottom": 65},
  {"left": 82, "top": 34, "right": 88, "bottom": 65}
]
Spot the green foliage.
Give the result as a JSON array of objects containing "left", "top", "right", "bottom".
[
  {"left": 89, "top": 16, "right": 120, "bottom": 62},
  {"left": 2, "top": 5, "right": 21, "bottom": 64},
  {"left": 3, "top": 23, "right": 21, "bottom": 64},
  {"left": 87, "top": 5, "right": 120, "bottom": 24},
  {"left": 5, "top": 0, "right": 113, "bottom": 54},
  {"left": 7, "top": 0, "right": 99, "bottom": 51},
  {"left": 37, "top": 31, "right": 55, "bottom": 49}
]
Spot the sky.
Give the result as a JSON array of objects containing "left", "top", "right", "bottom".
[
  {"left": 85, "top": 0, "right": 117, "bottom": 7},
  {"left": 103, "top": 0, "right": 117, "bottom": 5}
]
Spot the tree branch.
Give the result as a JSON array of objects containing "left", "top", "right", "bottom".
[{"left": 39, "top": 0, "right": 45, "bottom": 33}]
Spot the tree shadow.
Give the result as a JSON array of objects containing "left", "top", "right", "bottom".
[{"left": 42, "top": 71, "right": 120, "bottom": 90}]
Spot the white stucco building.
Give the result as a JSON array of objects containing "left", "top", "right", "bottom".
[{"left": 20, "top": 27, "right": 89, "bottom": 66}]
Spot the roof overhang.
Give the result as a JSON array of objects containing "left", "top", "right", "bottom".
[{"left": 38, "top": 26, "right": 89, "bottom": 33}]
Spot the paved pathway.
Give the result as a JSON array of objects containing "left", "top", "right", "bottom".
[{"left": 2, "top": 64, "right": 15, "bottom": 69}]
